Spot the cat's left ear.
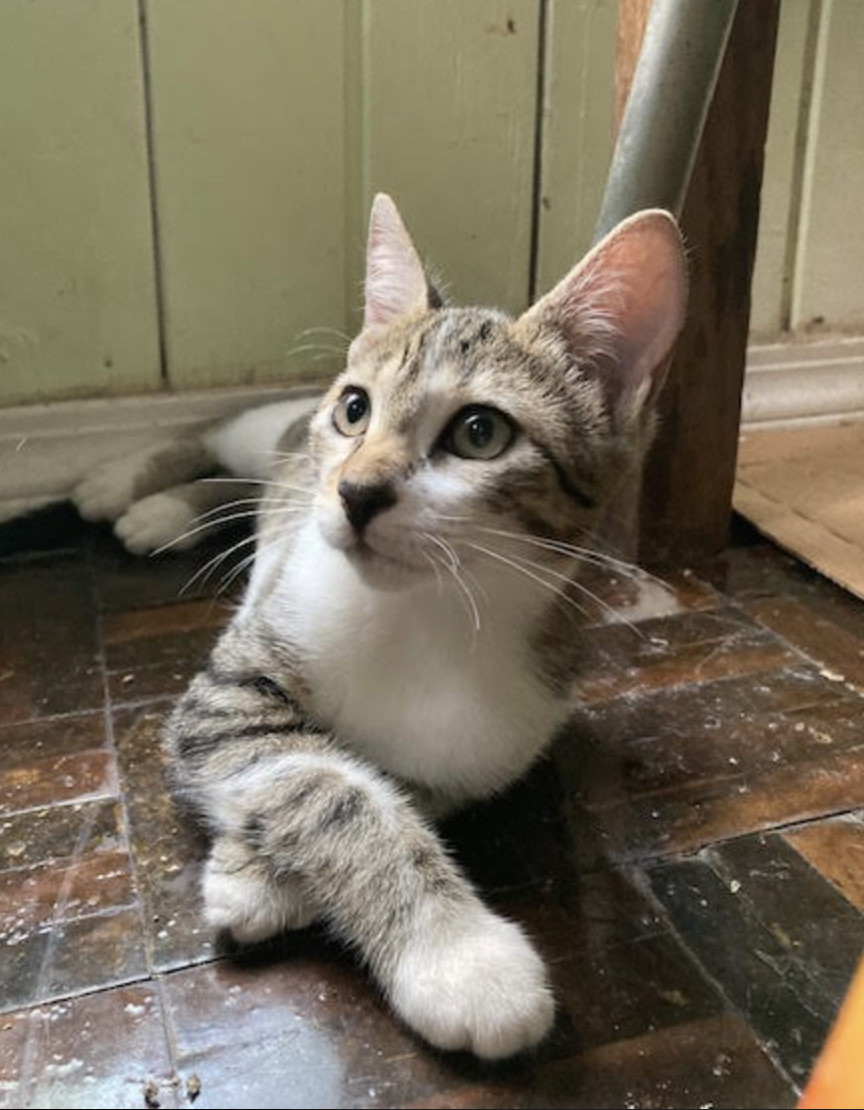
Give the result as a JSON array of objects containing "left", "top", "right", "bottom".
[
  {"left": 519, "top": 210, "right": 687, "bottom": 414},
  {"left": 362, "top": 194, "right": 432, "bottom": 330}
]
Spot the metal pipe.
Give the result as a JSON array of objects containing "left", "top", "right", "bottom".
[{"left": 594, "top": 0, "right": 739, "bottom": 241}]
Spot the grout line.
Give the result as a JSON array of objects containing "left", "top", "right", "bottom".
[
  {"left": 136, "top": 0, "right": 170, "bottom": 389},
  {"left": 625, "top": 803, "right": 864, "bottom": 870},
  {"left": 0, "top": 972, "right": 158, "bottom": 1022},
  {"left": 85, "top": 547, "right": 161, "bottom": 983}
]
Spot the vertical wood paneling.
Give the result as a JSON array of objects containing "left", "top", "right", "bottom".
[
  {"left": 750, "top": 0, "right": 815, "bottom": 336},
  {"left": 361, "top": 0, "right": 540, "bottom": 317},
  {"left": 790, "top": 0, "right": 864, "bottom": 331},
  {"left": 145, "top": 0, "right": 348, "bottom": 390},
  {"left": 0, "top": 0, "right": 159, "bottom": 406},
  {"left": 534, "top": 0, "right": 616, "bottom": 296}
]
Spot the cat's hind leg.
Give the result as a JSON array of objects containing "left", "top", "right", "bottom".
[
  {"left": 203, "top": 834, "right": 316, "bottom": 944},
  {"left": 73, "top": 437, "right": 216, "bottom": 524},
  {"left": 113, "top": 479, "right": 257, "bottom": 555}
]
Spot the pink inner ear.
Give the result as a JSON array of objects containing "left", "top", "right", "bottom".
[
  {"left": 363, "top": 194, "right": 429, "bottom": 330},
  {"left": 523, "top": 210, "right": 688, "bottom": 407}
]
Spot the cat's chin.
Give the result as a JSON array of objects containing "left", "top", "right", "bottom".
[{"left": 342, "top": 541, "right": 425, "bottom": 591}]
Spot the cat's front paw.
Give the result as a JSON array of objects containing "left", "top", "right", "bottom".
[
  {"left": 202, "top": 852, "right": 316, "bottom": 944},
  {"left": 389, "top": 903, "right": 554, "bottom": 1059}
]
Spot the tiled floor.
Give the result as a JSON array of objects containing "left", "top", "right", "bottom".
[{"left": 1, "top": 508, "right": 863, "bottom": 1109}]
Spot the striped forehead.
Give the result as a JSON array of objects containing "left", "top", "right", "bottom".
[{"left": 377, "top": 309, "right": 511, "bottom": 416}]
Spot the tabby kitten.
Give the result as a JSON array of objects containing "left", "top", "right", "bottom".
[{"left": 127, "top": 195, "right": 686, "bottom": 1059}]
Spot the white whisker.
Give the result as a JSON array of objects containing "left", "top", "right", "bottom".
[
  {"left": 179, "top": 531, "right": 260, "bottom": 596},
  {"left": 475, "top": 525, "right": 649, "bottom": 578},
  {"left": 465, "top": 541, "right": 589, "bottom": 619},
  {"left": 293, "top": 325, "right": 352, "bottom": 344},
  {"left": 423, "top": 532, "right": 481, "bottom": 634},
  {"left": 152, "top": 502, "right": 309, "bottom": 556},
  {"left": 500, "top": 546, "right": 646, "bottom": 637}
]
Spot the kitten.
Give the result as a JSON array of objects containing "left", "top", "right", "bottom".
[{"left": 84, "top": 195, "right": 687, "bottom": 1058}]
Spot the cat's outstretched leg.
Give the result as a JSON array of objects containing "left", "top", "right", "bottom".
[
  {"left": 167, "top": 633, "right": 554, "bottom": 1059},
  {"left": 192, "top": 750, "right": 554, "bottom": 1059}
]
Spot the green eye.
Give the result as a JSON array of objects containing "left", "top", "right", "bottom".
[
  {"left": 444, "top": 405, "right": 515, "bottom": 460},
  {"left": 333, "top": 387, "right": 371, "bottom": 436}
]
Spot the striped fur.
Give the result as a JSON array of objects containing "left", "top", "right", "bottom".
[{"left": 158, "top": 197, "right": 687, "bottom": 1059}]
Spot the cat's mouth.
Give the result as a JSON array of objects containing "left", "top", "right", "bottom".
[
  {"left": 347, "top": 537, "right": 415, "bottom": 570},
  {"left": 338, "top": 534, "right": 429, "bottom": 588}
]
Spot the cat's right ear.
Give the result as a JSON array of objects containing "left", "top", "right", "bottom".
[
  {"left": 362, "top": 194, "right": 430, "bottom": 330},
  {"left": 518, "top": 210, "right": 687, "bottom": 417}
]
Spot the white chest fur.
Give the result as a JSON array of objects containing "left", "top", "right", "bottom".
[{"left": 248, "top": 525, "right": 567, "bottom": 800}]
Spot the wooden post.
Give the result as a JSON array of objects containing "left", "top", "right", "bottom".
[{"left": 618, "top": 1, "right": 781, "bottom": 564}]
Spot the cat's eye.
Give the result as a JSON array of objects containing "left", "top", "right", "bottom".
[
  {"left": 443, "top": 405, "right": 515, "bottom": 461},
  {"left": 332, "top": 387, "right": 371, "bottom": 437}
]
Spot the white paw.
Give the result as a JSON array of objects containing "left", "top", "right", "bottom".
[
  {"left": 389, "top": 904, "right": 554, "bottom": 1059},
  {"left": 114, "top": 492, "right": 200, "bottom": 555},
  {"left": 73, "top": 456, "right": 150, "bottom": 522},
  {"left": 202, "top": 857, "right": 316, "bottom": 944}
]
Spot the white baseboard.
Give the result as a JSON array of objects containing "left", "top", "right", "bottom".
[
  {"left": 742, "top": 336, "right": 864, "bottom": 429},
  {"left": 0, "top": 383, "right": 324, "bottom": 524},
  {"left": 2, "top": 337, "right": 861, "bottom": 525}
]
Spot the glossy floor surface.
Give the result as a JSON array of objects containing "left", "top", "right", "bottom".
[{"left": 1, "top": 508, "right": 863, "bottom": 1109}]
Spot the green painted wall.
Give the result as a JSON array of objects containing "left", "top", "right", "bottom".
[
  {"left": 0, "top": 0, "right": 160, "bottom": 406},
  {"left": 0, "top": 0, "right": 860, "bottom": 405}
]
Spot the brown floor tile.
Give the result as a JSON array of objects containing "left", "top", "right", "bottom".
[
  {"left": 0, "top": 702, "right": 116, "bottom": 823},
  {"left": 0, "top": 553, "right": 102, "bottom": 723},
  {"left": 1, "top": 518, "right": 861, "bottom": 1105},
  {"left": 162, "top": 953, "right": 456, "bottom": 1110},
  {"left": 403, "top": 1015, "right": 795, "bottom": 1110},
  {"left": 0, "top": 750, "right": 116, "bottom": 817},
  {"left": 112, "top": 704, "right": 213, "bottom": 970},
  {"left": 0, "top": 850, "right": 135, "bottom": 935},
  {"left": 0, "top": 711, "right": 106, "bottom": 765},
  {"left": 649, "top": 832, "right": 864, "bottom": 1084},
  {"left": 91, "top": 529, "right": 247, "bottom": 613},
  {"left": 702, "top": 538, "right": 864, "bottom": 642},
  {"left": 0, "top": 983, "right": 176, "bottom": 1109},
  {"left": 0, "top": 907, "right": 148, "bottom": 1013},
  {"left": 0, "top": 799, "right": 123, "bottom": 872},
  {"left": 700, "top": 540, "right": 812, "bottom": 601},
  {"left": 495, "top": 881, "right": 723, "bottom": 1056},
  {"left": 572, "top": 607, "right": 800, "bottom": 705},
  {"left": 104, "top": 600, "right": 228, "bottom": 704},
  {"left": 102, "top": 598, "right": 232, "bottom": 645},
  {"left": 442, "top": 760, "right": 581, "bottom": 892},
  {"left": 745, "top": 594, "right": 864, "bottom": 691},
  {"left": 784, "top": 814, "right": 864, "bottom": 913},
  {"left": 558, "top": 665, "right": 864, "bottom": 858}
]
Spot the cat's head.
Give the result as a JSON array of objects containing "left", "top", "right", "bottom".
[{"left": 301, "top": 194, "right": 686, "bottom": 589}]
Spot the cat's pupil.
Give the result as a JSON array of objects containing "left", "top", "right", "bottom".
[
  {"left": 346, "top": 393, "right": 367, "bottom": 423},
  {"left": 466, "top": 414, "right": 493, "bottom": 448}
]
